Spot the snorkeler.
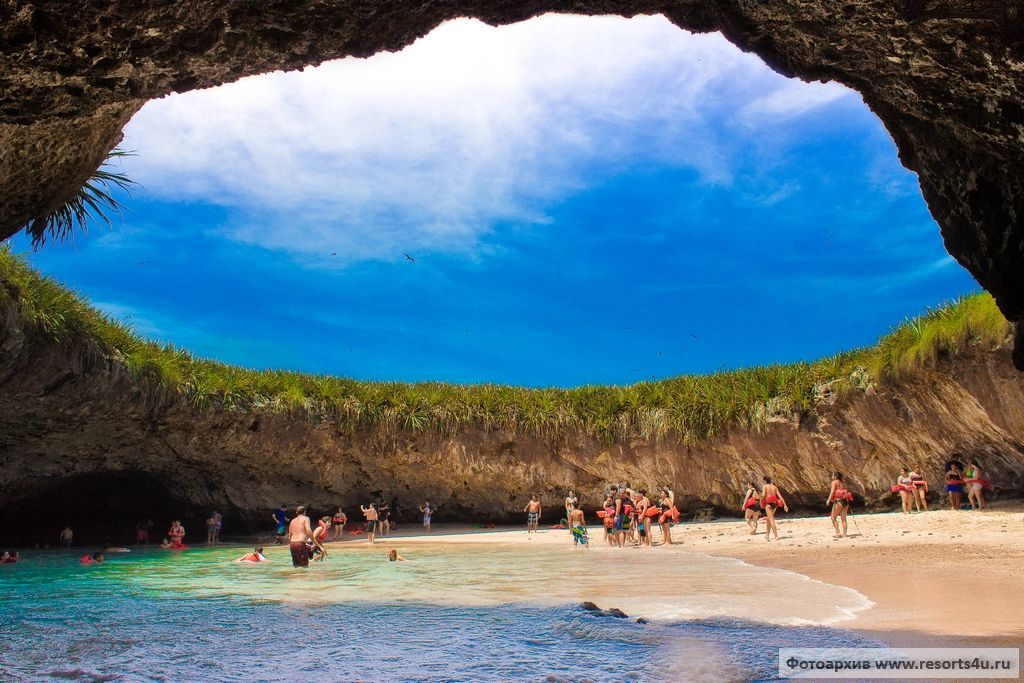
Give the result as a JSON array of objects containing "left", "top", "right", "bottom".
[
  {"left": 80, "top": 550, "right": 105, "bottom": 565},
  {"left": 760, "top": 477, "right": 789, "bottom": 541},
  {"left": 237, "top": 546, "right": 269, "bottom": 562},
  {"left": 524, "top": 495, "right": 541, "bottom": 534},
  {"left": 827, "top": 472, "right": 855, "bottom": 538},
  {"left": 742, "top": 482, "right": 761, "bottom": 534},
  {"left": 288, "top": 505, "right": 314, "bottom": 567}
]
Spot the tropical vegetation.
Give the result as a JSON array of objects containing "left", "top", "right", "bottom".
[{"left": 0, "top": 246, "right": 1011, "bottom": 444}]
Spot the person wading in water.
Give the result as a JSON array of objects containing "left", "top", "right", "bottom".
[{"left": 288, "top": 506, "right": 314, "bottom": 568}]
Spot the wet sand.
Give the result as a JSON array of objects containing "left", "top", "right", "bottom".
[{"left": 336, "top": 504, "right": 1024, "bottom": 646}]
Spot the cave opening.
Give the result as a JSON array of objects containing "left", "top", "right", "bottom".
[{"left": 0, "top": 471, "right": 215, "bottom": 548}]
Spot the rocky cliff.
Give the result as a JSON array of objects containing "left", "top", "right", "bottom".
[{"left": 2, "top": 281, "right": 1023, "bottom": 544}]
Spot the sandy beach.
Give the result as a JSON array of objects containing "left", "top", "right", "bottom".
[{"left": 354, "top": 504, "right": 1024, "bottom": 647}]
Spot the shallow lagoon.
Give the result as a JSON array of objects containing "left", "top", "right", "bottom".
[{"left": 0, "top": 536, "right": 881, "bottom": 682}]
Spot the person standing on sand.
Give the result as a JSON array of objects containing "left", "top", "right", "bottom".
[
  {"left": 564, "top": 490, "right": 578, "bottom": 529},
  {"left": 136, "top": 518, "right": 153, "bottom": 545},
  {"left": 945, "top": 462, "right": 965, "bottom": 510},
  {"left": 658, "top": 489, "right": 675, "bottom": 546},
  {"left": 420, "top": 502, "right": 432, "bottom": 534},
  {"left": 568, "top": 505, "right": 588, "bottom": 547},
  {"left": 60, "top": 526, "right": 73, "bottom": 548},
  {"left": 894, "top": 467, "right": 915, "bottom": 515},
  {"left": 760, "top": 477, "right": 788, "bottom": 541},
  {"left": 908, "top": 466, "right": 928, "bottom": 512},
  {"left": 361, "top": 503, "right": 379, "bottom": 543},
  {"left": 332, "top": 508, "right": 347, "bottom": 541},
  {"left": 966, "top": 460, "right": 987, "bottom": 510},
  {"left": 206, "top": 513, "right": 218, "bottom": 544},
  {"left": 288, "top": 506, "right": 314, "bottom": 567},
  {"left": 741, "top": 482, "right": 761, "bottom": 534},
  {"left": 212, "top": 511, "right": 222, "bottom": 543},
  {"left": 827, "top": 472, "right": 854, "bottom": 538},
  {"left": 378, "top": 500, "right": 391, "bottom": 537},
  {"left": 524, "top": 495, "right": 541, "bottom": 534},
  {"left": 636, "top": 489, "right": 652, "bottom": 547},
  {"left": 272, "top": 505, "right": 288, "bottom": 544},
  {"left": 601, "top": 493, "right": 616, "bottom": 546}
]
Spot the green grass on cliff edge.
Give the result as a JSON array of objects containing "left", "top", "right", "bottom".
[{"left": 0, "top": 246, "right": 1011, "bottom": 444}]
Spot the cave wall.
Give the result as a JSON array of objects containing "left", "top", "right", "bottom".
[
  {"left": 1, "top": 1, "right": 1023, "bottom": 358},
  {"left": 2, "top": 292, "right": 1024, "bottom": 544}
]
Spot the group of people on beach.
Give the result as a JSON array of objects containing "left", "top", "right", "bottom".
[
  {"left": 892, "top": 459, "right": 990, "bottom": 512},
  {"left": 741, "top": 476, "right": 793, "bottom": 540},
  {"left": 274, "top": 505, "right": 407, "bottom": 567},
  {"left": 553, "top": 485, "right": 681, "bottom": 549}
]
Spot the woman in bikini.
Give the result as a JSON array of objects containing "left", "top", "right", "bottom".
[
  {"left": 658, "top": 489, "right": 675, "bottom": 546},
  {"left": 827, "top": 471, "right": 855, "bottom": 538},
  {"left": 741, "top": 482, "right": 761, "bottom": 534},
  {"left": 331, "top": 507, "right": 347, "bottom": 541},
  {"left": 893, "top": 467, "right": 914, "bottom": 514},
  {"left": 760, "top": 477, "right": 788, "bottom": 541},
  {"left": 908, "top": 465, "right": 928, "bottom": 512},
  {"left": 966, "top": 460, "right": 987, "bottom": 510},
  {"left": 945, "top": 462, "right": 965, "bottom": 511}
]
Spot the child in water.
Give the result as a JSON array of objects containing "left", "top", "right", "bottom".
[{"left": 387, "top": 549, "right": 406, "bottom": 562}]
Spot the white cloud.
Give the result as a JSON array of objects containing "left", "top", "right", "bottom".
[{"left": 120, "top": 14, "right": 854, "bottom": 263}]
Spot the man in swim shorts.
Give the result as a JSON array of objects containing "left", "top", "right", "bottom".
[
  {"left": 361, "top": 502, "right": 379, "bottom": 544},
  {"left": 568, "top": 506, "right": 588, "bottom": 548},
  {"left": 288, "top": 505, "right": 314, "bottom": 567},
  {"left": 524, "top": 495, "right": 541, "bottom": 534}
]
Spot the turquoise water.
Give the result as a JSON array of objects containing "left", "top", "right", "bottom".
[{"left": 0, "top": 543, "right": 882, "bottom": 681}]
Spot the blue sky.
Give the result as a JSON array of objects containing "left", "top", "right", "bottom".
[{"left": 7, "top": 15, "right": 978, "bottom": 387}]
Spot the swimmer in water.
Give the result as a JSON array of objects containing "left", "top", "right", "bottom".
[
  {"left": 387, "top": 549, "right": 406, "bottom": 562},
  {"left": 237, "top": 546, "right": 269, "bottom": 562},
  {"left": 159, "top": 538, "right": 173, "bottom": 549}
]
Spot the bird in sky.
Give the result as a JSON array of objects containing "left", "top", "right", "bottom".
[{"left": 404, "top": 253, "right": 416, "bottom": 263}]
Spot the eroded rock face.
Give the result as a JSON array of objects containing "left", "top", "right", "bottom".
[
  {"left": 1, "top": 1, "right": 1023, "bottom": 356},
  {"left": 1, "top": 293, "right": 1023, "bottom": 543}
]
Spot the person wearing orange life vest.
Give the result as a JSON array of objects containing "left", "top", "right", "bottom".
[
  {"left": 907, "top": 465, "right": 929, "bottom": 512},
  {"left": 892, "top": 467, "right": 915, "bottom": 515},
  {"left": 760, "top": 477, "right": 789, "bottom": 541},
  {"left": 827, "top": 472, "right": 855, "bottom": 538},
  {"left": 236, "top": 546, "right": 268, "bottom": 562},
  {"left": 741, "top": 482, "right": 761, "bottom": 534}
]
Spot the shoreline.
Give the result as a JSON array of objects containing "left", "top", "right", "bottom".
[{"left": 23, "top": 506, "right": 1024, "bottom": 647}]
